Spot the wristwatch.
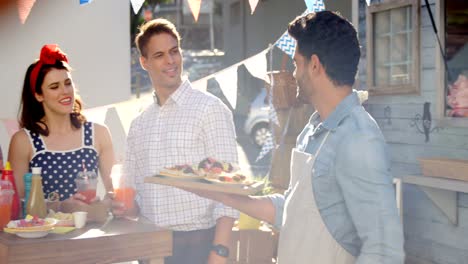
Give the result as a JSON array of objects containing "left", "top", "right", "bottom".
[{"left": 211, "top": 244, "right": 229, "bottom": 258}]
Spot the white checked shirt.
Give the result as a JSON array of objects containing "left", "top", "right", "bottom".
[{"left": 124, "top": 80, "right": 239, "bottom": 231}]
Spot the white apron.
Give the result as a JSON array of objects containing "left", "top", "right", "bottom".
[{"left": 277, "top": 132, "right": 356, "bottom": 264}]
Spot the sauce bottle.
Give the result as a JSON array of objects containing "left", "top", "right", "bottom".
[
  {"left": 1, "top": 161, "right": 20, "bottom": 220},
  {"left": 23, "top": 172, "right": 32, "bottom": 218},
  {"left": 26, "top": 167, "right": 47, "bottom": 218}
]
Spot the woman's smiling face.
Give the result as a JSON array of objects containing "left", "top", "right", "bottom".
[{"left": 35, "top": 68, "right": 75, "bottom": 116}]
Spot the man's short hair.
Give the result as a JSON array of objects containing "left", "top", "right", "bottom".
[
  {"left": 288, "top": 11, "right": 361, "bottom": 86},
  {"left": 135, "top": 18, "right": 181, "bottom": 57}
]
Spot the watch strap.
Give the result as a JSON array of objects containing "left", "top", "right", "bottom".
[{"left": 211, "top": 244, "right": 229, "bottom": 258}]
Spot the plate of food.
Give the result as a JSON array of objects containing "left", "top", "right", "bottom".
[
  {"left": 203, "top": 174, "right": 252, "bottom": 186},
  {"left": 159, "top": 164, "right": 205, "bottom": 180},
  {"left": 5, "top": 215, "right": 57, "bottom": 238},
  {"left": 47, "top": 210, "right": 74, "bottom": 227},
  {"left": 15, "top": 230, "right": 51, "bottom": 238}
]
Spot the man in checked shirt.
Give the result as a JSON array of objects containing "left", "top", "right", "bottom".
[{"left": 116, "top": 18, "right": 239, "bottom": 264}]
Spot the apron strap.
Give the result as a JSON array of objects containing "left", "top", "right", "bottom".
[
  {"left": 313, "top": 131, "right": 330, "bottom": 157},
  {"left": 305, "top": 131, "right": 331, "bottom": 163}
]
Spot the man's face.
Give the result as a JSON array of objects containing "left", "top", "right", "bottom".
[
  {"left": 293, "top": 50, "right": 311, "bottom": 103},
  {"left": 140, "top": 33, "right": 182, "bottom": 91}
]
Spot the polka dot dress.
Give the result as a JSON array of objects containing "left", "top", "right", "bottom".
[{"left": 26, "top": 122, "right": 99, "bottom": 201}]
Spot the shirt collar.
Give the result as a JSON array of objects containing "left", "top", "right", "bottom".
[
  {"left": 152, "top": 79, "right": 191, "bottom": 106},
  {"left": 322, "top": 91, "right": 360, "bottom": 131},
  {"left": 309, "top": 90, "right": 360, "bottom": 132}
]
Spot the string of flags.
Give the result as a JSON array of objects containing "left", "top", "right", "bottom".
[
  {"left": 14, "top": 0, "right": 261, "bottom": 24},
  {"left": 14, "top": 0, "right": 371, "bottom": 162},
  {"left": 14, "top": 0, "right": 348, "bottom": 24}
]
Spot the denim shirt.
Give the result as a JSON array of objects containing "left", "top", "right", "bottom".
[{"left": 269, "top": 91, "right": 405, "bottom": 264}]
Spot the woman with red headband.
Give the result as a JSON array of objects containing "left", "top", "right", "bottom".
[{"left": 7, "top": 44, "right": 115, "bottom": 219}]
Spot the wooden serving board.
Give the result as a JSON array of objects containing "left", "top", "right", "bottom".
[{"left": 144, "top": 175, "right": 264, "bottom": 196}]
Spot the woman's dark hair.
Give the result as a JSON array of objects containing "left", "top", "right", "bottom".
[
  {"left": 19, "top": 60, "right": 86, "bottom": 136},
  {"left": 288, "top": 11, "right": 361, "bottom": 86}
]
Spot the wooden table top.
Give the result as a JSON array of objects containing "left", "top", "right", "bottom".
[{"left": 0, "top": 218, "right": 172, "bottom": 264}]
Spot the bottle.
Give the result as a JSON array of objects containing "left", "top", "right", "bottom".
[
  {"left": 26, "top": 167, "right": 47, "bottom": 218},
  {"left": 23, "top": 172, "right": 32, "bottom": 218},
  {"left": 1, "top": 161, "right": 20, "bottom": 220}
]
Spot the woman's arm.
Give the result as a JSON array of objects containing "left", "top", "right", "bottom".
[
  {"left": 8, "top": 130, "right": 32, "bottom": 198},
  {"left": 94, "top": 123, "right": 115, "bottom": 193}
]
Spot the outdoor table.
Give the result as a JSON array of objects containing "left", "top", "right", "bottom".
[
  {"left": 395, "top": 175, "right": 468, "bottom": 225},
  {"left": 0, "top": 218, "right": 172, "bottom": 264}
]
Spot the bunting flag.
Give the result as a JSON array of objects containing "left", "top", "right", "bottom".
[
  {"left": 268, "top": 96, "right": 280, "bottom": 126},
  {"left": 1, "top": 119, "right": 19, "bottom": 137},
  {"left": 79, "top": 0, "right": 94, "bottom": 5},
  {"left": 17, "top": 0, "right": 36, "bottom": 24},
  {"left": 274, "top": 31, "right": 296, "bottom": 58},
  {"left": 305, "top": 0, "right": 325, "bottom": 12},
  {"left": 82, "top": 105, "right": 110, "bottom": 124},
  {"left": 248, "top": 0, "right": 260, "bottom": 15},
  {"left": 244, "top": 51, "right": 267, "bottom": 82},
  {"left": 366, "top": 0, "right": 371, "bottom": 5},
  {"left": 191, "top": 77, "right": 208, "bottom": 92},
  {"left": 130, "top": 0, "right": 145, "bottom": 14},
  {"left": 256, "top": 132, "right": 275, "bottom": 162},
  {"left": 215, "top": 68, "right": 238, "bottom": 109},
  {"left": 187, "top": 0, "right": 202, "bottom": 22},
  {"left": 267, "top": 48, "right": 279, "bottom": 126}
]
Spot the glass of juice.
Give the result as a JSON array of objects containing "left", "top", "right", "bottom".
[
  {"left": 0, "top": 188, "right": 14, "bottom": 228},
  {"left": 111, "top": 164, "right": 135, "bottom": 210},
  {"left": 75, "top": 171, "right": 97, "bottom": 204}
]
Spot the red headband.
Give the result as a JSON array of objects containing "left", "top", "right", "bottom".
[{"left": 29, "top": 44, "right": 69, "bottom": 94}]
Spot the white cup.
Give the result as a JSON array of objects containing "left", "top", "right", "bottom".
[{"left": 73, "top": 211, "right": 88, "bottom": 228}]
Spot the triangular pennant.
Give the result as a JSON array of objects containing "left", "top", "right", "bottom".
[
  {"left": 187, "top": 0, "right": 202, "bottom": 22},
  {"left": 366, "top": 0, "right": 371, "bottom": 5},
  {"left": 275, "top": 31, "right": 296, "bottom": 58},
  {"left": 256, "top": 133, "right": 275, "bottom": 162},
  {"left": 248, "top": 0, "right": 259, "bottom": 15},
  {"left": 244, "top": 51, "right": 267, "bottom": 82},
  {"left": 130, "top": 0, "right": 145, "bottom": 14},
  {"left": 1, "top": 119, "right": 19, "bottom": 137},
  {"left": 191, "top": 78, "right": 208, "bottom": 92},
  {"left": 215, "top": 68, "right": 238, "bottom": 109},
  {"left": 268, "top": 98, "right": 280, "bottom": 126},
  {"left": 82, "top": 105, "right": 110, "bottom": 124},
  {"left": 17, "top": 0, "right": 36, "bottom": 24},
  {"left": 304, "top": 0, "right": 325, "bottom": 12},
  {"left": 79, "top": 0, "right": 94, "bottom": 5}
]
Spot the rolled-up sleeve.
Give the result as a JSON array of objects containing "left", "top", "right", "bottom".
[
  {"left": 268, "top": 193, "right": 286, "bottom": 230},
  {"left": 335, "top": 134, "right": 405, "bottom": 264}
]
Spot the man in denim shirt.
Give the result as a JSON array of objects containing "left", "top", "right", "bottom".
[{"left": 189, "top": 11, "right": 405, "bottom": 263}]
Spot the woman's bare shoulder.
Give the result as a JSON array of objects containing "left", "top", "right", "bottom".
[
  {"left": 9, "top": 129, "right": 32, "bottom": 155},
  {"left": 11, "top": 129, "right": 29, "bottom": 144},
  {"left": 92, "top": 123, "right": 111, "bottom": 137}
]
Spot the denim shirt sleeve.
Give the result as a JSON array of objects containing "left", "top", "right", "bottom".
[
  {"left": 268, "top": 193, "right": 286, "bottom": 230},
  {"left": 335, "top": 133, "right": 405, "bottom": 264}
]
